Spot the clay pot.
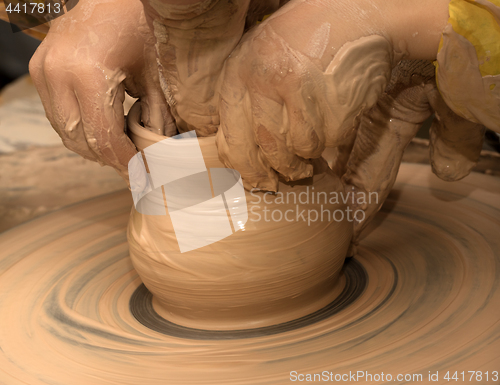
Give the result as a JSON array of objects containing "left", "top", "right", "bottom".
[{"left": 126, "top": 101, "right": 352, "bottom": 330}]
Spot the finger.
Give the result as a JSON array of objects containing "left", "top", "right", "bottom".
[
  {"left": 321, "top": 131, "right": 357, "bottom": 176},
  {"left": 29, "top": 44, "right": 55, "bottom": 126},
  {"left": 138, "top": 76, "right": 177, "bottom": 136},
  {"left": 139, "top": 85, "right": 177, "bottom": 137},
  {"left": 73, "top": 67, "right": 138, "bottom": 179},
  {"left": 249, "top": 92, "right": 314, "bottom": 182},
  {"left": 217, "top": 61, "right": 279, "bottom": 191},
  {"left": 342, "top": 76, "right": 433, "bottom": 243},
  {"left": 218, "top": 92, "right": 279, "bottom": 192},
  {"left": 47, "top": 86, "right": 102, "bottom": 162},
  {"left": 424, "top": 82, "right": 485, "bottom": 181},
  {"left": 276, "top": 59, "right": 327, "bottom": 161},
  {"left": 30, "top": 50, "right": 99, "bottom": 162},
  {"left": 232, "top": 26, "right": 317, "bottom": 185},
  {"left": 123, "top": 37, "right": 178, "bottom": 137}
]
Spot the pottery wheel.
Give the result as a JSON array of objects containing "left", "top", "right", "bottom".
[{"left": 0, "top": 163, "right": 499, "bottom": 385}]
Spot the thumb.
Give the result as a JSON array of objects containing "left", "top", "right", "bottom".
[
  {"left": 139, "top": 78, "right": 178, "bottom": 138},
  {"left": 74, "top": 68, "right": 138, "bottom": 181},
  {"left": 424, "top": 82, "right": 485, "bottom": 182}
]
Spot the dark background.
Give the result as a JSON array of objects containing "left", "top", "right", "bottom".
[{"left": 0, "top": 19, "right": 40, "bottom": 89}]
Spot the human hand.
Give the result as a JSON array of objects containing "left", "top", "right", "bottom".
[
  {"left": 216, "top": 0, "right": 409, "bottom": 191},
  {"left": 342, "top": 60, "right": 484, "bottom": 249},
  {"left": 29, "top": 0, "right": 175, "bottom": 180},
  {"left": 139, "top": 0, "right": 281, "bottom": 136},
  {"left": 215, "top": 0, "right": 486, "bottom": 247}
]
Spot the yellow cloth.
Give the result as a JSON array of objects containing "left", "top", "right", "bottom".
[
  {"left": 435, "top": 0, "right": 500, "bottom": 132},
  {"left": 447, "top": 0, "right": 500, "bottom": 77}
]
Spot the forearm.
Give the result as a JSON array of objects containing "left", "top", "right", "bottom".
[{"left": 266, "top": 0, "right": 450, "bottom": 72}]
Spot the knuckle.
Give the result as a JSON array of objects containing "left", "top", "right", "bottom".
[
  {"left": 28, "top": 53, "right": 43, "bottom": 78},
  {"left": 60, "top": 137, "right": 79, "bottom": 153},
  {"left": 42, "top": 51, "right": 63, "bottom": 78},
  {"left": 61, "top": 137, "right": 96, "bottom": 161},
  {"left": 248, "top": 38, "right": 291, "bottom": 86}
]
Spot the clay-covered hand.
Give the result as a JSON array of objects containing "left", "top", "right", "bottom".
[
  {"left": 216, "top": 0, "right": 487, "bottom": 246},
  {"left": 140, "top": 0, "right": 280, "bottom": 136},
  {"left": 216, "top": 0, "right": 418, "bottom": 191},
  {"left": 29, "top": 0, "right": 175, "bottom": 180},
  {"left": 342, "top": 60, "right": 484, "bottom": 250},
  {"left": 336, "top": 0, "right": 500, "bottom": 245}
]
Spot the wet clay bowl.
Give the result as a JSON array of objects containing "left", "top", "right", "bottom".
[{"left": 126, "top": 101, "right": 352, "bottom": 331}]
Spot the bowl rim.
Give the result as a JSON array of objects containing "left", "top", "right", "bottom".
[{"left": 127, "top": 101, "right": 169, "bottom": 143}]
